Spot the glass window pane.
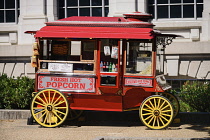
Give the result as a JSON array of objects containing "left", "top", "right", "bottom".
[
  {"left": 92, "top": 7, "right": 102, "bottom": 16},
  {"left": 197, "top": 0, "right": 203, "bottom": 3},
  {"left": 92, "top": 0, "right": 102, "bottom": 6},
  {"left": 183, "top": 0, "right": 194, "bottom": 3},
  {"left": 126, "top": 42, "right": 152, "bottom": 76},
  {"left": 170, "top": 5, "right": 181, "bottom": 18},
  {"left": 5, "top": 0, "right": 15, "bottom": 9},
  {"left": 105, "top": 0, "right": 109, "bottom": 5},
  {"left": 148, "top": 6, "right": 154, "bottom": 17},
  {"left": 157, "top": 0, "right": 168, "bottom": 4},
  {"left": 67, "top": 8, "right": 78, "bottom": 17},
  {"left": 79, "top": 0, "right": 90, "bottom": 6},
  {"left": 197, "top": 4, "right": 203, "bottom": 17},
  {"left": 17, "top": 0, "right": 20, "bottom": 8},
  {"left": 148, "top": 0, "right": 154, "bottom": 4},
  {"left": 170, "top": 0, "right": 181, "bottom": 3},
  {"left": 0, "top": 10, "right": 4, "bottom": 23},
  {"left": 58, "top": 8, "right": 65, "bottom": 19},
  {"left": 67, "top": 0, "right": 78, "bottom": 7},
  {"left": 58, "top": 0, "right": 65, "bottom": 7},
  {"left": 80, "top": 8, "right": 90, "bottom": 16},
  {"left": 6, "top": 10, "right": 15, "bottom": 22},
  {"left": 183, "top": 5, "right": 194, "bottom": 18},
  {"left": 0, "top": 0, "right": 4, "bottom": 9},
  {"left": 157, "top": 6, "right": 169, "bottom": 18},
  {"left": 105, "top": 7, "right": 109, "bottom": 17}
]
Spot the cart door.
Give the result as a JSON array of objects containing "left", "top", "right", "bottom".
[{"left": 98, "top": 39, "right": 121, "bottom": 93}]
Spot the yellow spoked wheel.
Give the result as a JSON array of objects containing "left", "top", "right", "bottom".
[
  {"left": 139, "top": 95, "right": 174, "bottom": 130},
  {"left": 67, "top": 110, "right": 83, "bottom": 120},
  {"left": 31, "top": 89, "right": 69, "bottom": 128},
  {"left": 156, "top": 92, "right": 180, "bottom": 118}
]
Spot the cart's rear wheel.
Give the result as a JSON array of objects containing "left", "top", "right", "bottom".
[
  {"left": 67, "top": 109, "right": 83, "bottom": 120},
  {"left": 139, "top": 95, "right": 174, "bottom": 130},
  {"left": 156, "top": 92, "right": 180, "bottom": 118},
  {"left": 31, "top": 89, "right": 69, "bottom": 128}
]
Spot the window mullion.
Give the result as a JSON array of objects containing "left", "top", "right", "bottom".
[
  {"left": 3, "top": 10, "right": 5, "bottom": 23},
  {"left": 78, "top": 0, "right": 80, "bottom": 16},
  {"left": 194, "top": 0, "right": 197, "bottom": 19},
  {"left": 90, "top": 0, "right": 92, "bottom": 16},
  {"left": 154, "top": 0, "right": 157, "bottom": 20},
  {"left": 168, "top": 0, "right": 170, "bottom": 19},
  {"left": 181, "top": 0, "right": 183, "bottom": 18},
  {"left": 64, "top": 0, "right": 67, "bottom": 18},
  {"left": 102, "top": 0, "right": 104, "bottom": 17}
]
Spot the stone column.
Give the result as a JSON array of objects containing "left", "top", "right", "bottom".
[
  {"left": 201, "top": 0, "right": 210, "bottom": 41},
  {"left": 18, "top": 0, "right": 47, "bottom": 44},
  {"left": 46, "top": 0, "right": 58, "bottom": 22},
  {"left": 108, "top": 0, "right": 147, "bottom": 17},
  {"left": 166, "top": 55, "right": 179, "bottom": 76}
]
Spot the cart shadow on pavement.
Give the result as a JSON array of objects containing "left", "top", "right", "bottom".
[{"left": 61, "top": 111, "right": 183, "bottom": 129}]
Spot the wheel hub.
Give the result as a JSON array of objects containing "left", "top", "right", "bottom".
[
  {"left": 47, "top": 105, "right": 53, "bottom": 111},
  {"left": 154, "top": 110, "right": 160, "bottom": 116}
]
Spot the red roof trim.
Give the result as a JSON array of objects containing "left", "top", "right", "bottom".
[{"left": 35, "top": 26, "right": 154, "bottom": 39}]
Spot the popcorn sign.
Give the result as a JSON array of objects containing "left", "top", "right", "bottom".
[
  {"left": 125, "top": 78, "right": 153, "bottom": 87},
  {"left": 38, "top": 76, "right": 95, "bottom": 92}
]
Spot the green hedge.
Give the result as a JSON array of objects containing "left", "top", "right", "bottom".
[
  {"left": 0, "top": 74, "right": 34, "bottom": 109},
  {"left": 178, "top": 81, "right": 210, "bottom": 112}
]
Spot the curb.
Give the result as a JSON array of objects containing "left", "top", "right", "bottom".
[
  {"left": 93, "top": 136, "right": 210, "bottom": 140},
  {"left": 0, "top": 109, "right": 31, "bottom": 120},
  {"left": 0, "top": 110, "right": 210, "bottom": 125}
]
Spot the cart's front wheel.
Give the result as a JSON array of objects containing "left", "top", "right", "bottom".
[
  {"left": 31, "top": 89, "right": 69, "bottom": 128},
  {"left": 139, "top": 95, "right": 174, "bottom": 130}
]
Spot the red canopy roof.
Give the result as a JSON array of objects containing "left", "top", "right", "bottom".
[
  {"left": 35, "top": 26, "right": 154, "bottom": 39},
  {"left": 34, "top": 13, "right": 156, "bottom": 39}
]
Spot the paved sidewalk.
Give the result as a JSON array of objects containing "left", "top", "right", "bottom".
[
  {"left": 0, "top": 119, "right": 210, "bottom": 140},
  {"left": 0, "top": 110, "right": 210, "bottom": 140}
]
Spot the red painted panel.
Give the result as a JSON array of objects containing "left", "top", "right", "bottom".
[
  {"left": 70, "top": 94, "right": 123, "bottom": 112},
  {"left": 122, "top": 88, "right": 151, "bottom": 110}
]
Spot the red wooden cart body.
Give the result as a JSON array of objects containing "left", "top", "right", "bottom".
[{"left": 29, "top": 12, "right": 178, "bottom": 112}]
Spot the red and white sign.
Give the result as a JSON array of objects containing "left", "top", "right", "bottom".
[
  {"left": 38, "top": 76, "right": 95, "bottom": 92},
  {"left": 125, "top": 78, "right": 152, "bottom": 87}
]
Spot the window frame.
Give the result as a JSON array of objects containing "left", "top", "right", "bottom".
[
  {"left": 148, "top": 0, "right": 203, "bottom": 20},
  {"left": 58, "top": 0, "right": 109, "bottom": 19},
  {"left": 0, "top": 0, "right": 20, "bottom": 23},
  {"left": 124, "top": 40, "right": 154, "bottom": 76}
]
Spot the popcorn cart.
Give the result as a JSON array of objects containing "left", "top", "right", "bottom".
[{"left": 26, "top": 12, "right": 180, "bottom": 129}]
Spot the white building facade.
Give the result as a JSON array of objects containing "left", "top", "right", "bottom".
[{"left": 0, "top": 0, "right": 209, "bottom": 89}]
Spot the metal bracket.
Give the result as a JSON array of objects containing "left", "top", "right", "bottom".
[{"left": 156, "top": 36, "right": 175, "bottom": 48}]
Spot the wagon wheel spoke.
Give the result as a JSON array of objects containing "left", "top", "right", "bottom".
[
  {"left": 156, "top": 92, "right": 180, "bottom": 118},
  {"left": 38, "top": 111, "right": 47, "bottom": 120},
  {"left": 140, "top": 95, "right": 174, "bottom": 130},
  {"left": 34, "top": 109, "right": 45, "bottom": 116},
  {"left": 31, "top": 89, "right": 69, "bottom": 128},
  {"left": 51, "top": 91, "right": 56, "bottom": 104},
  {"left": 42, "top": 92, "right": 49, "bottom": 104}
]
